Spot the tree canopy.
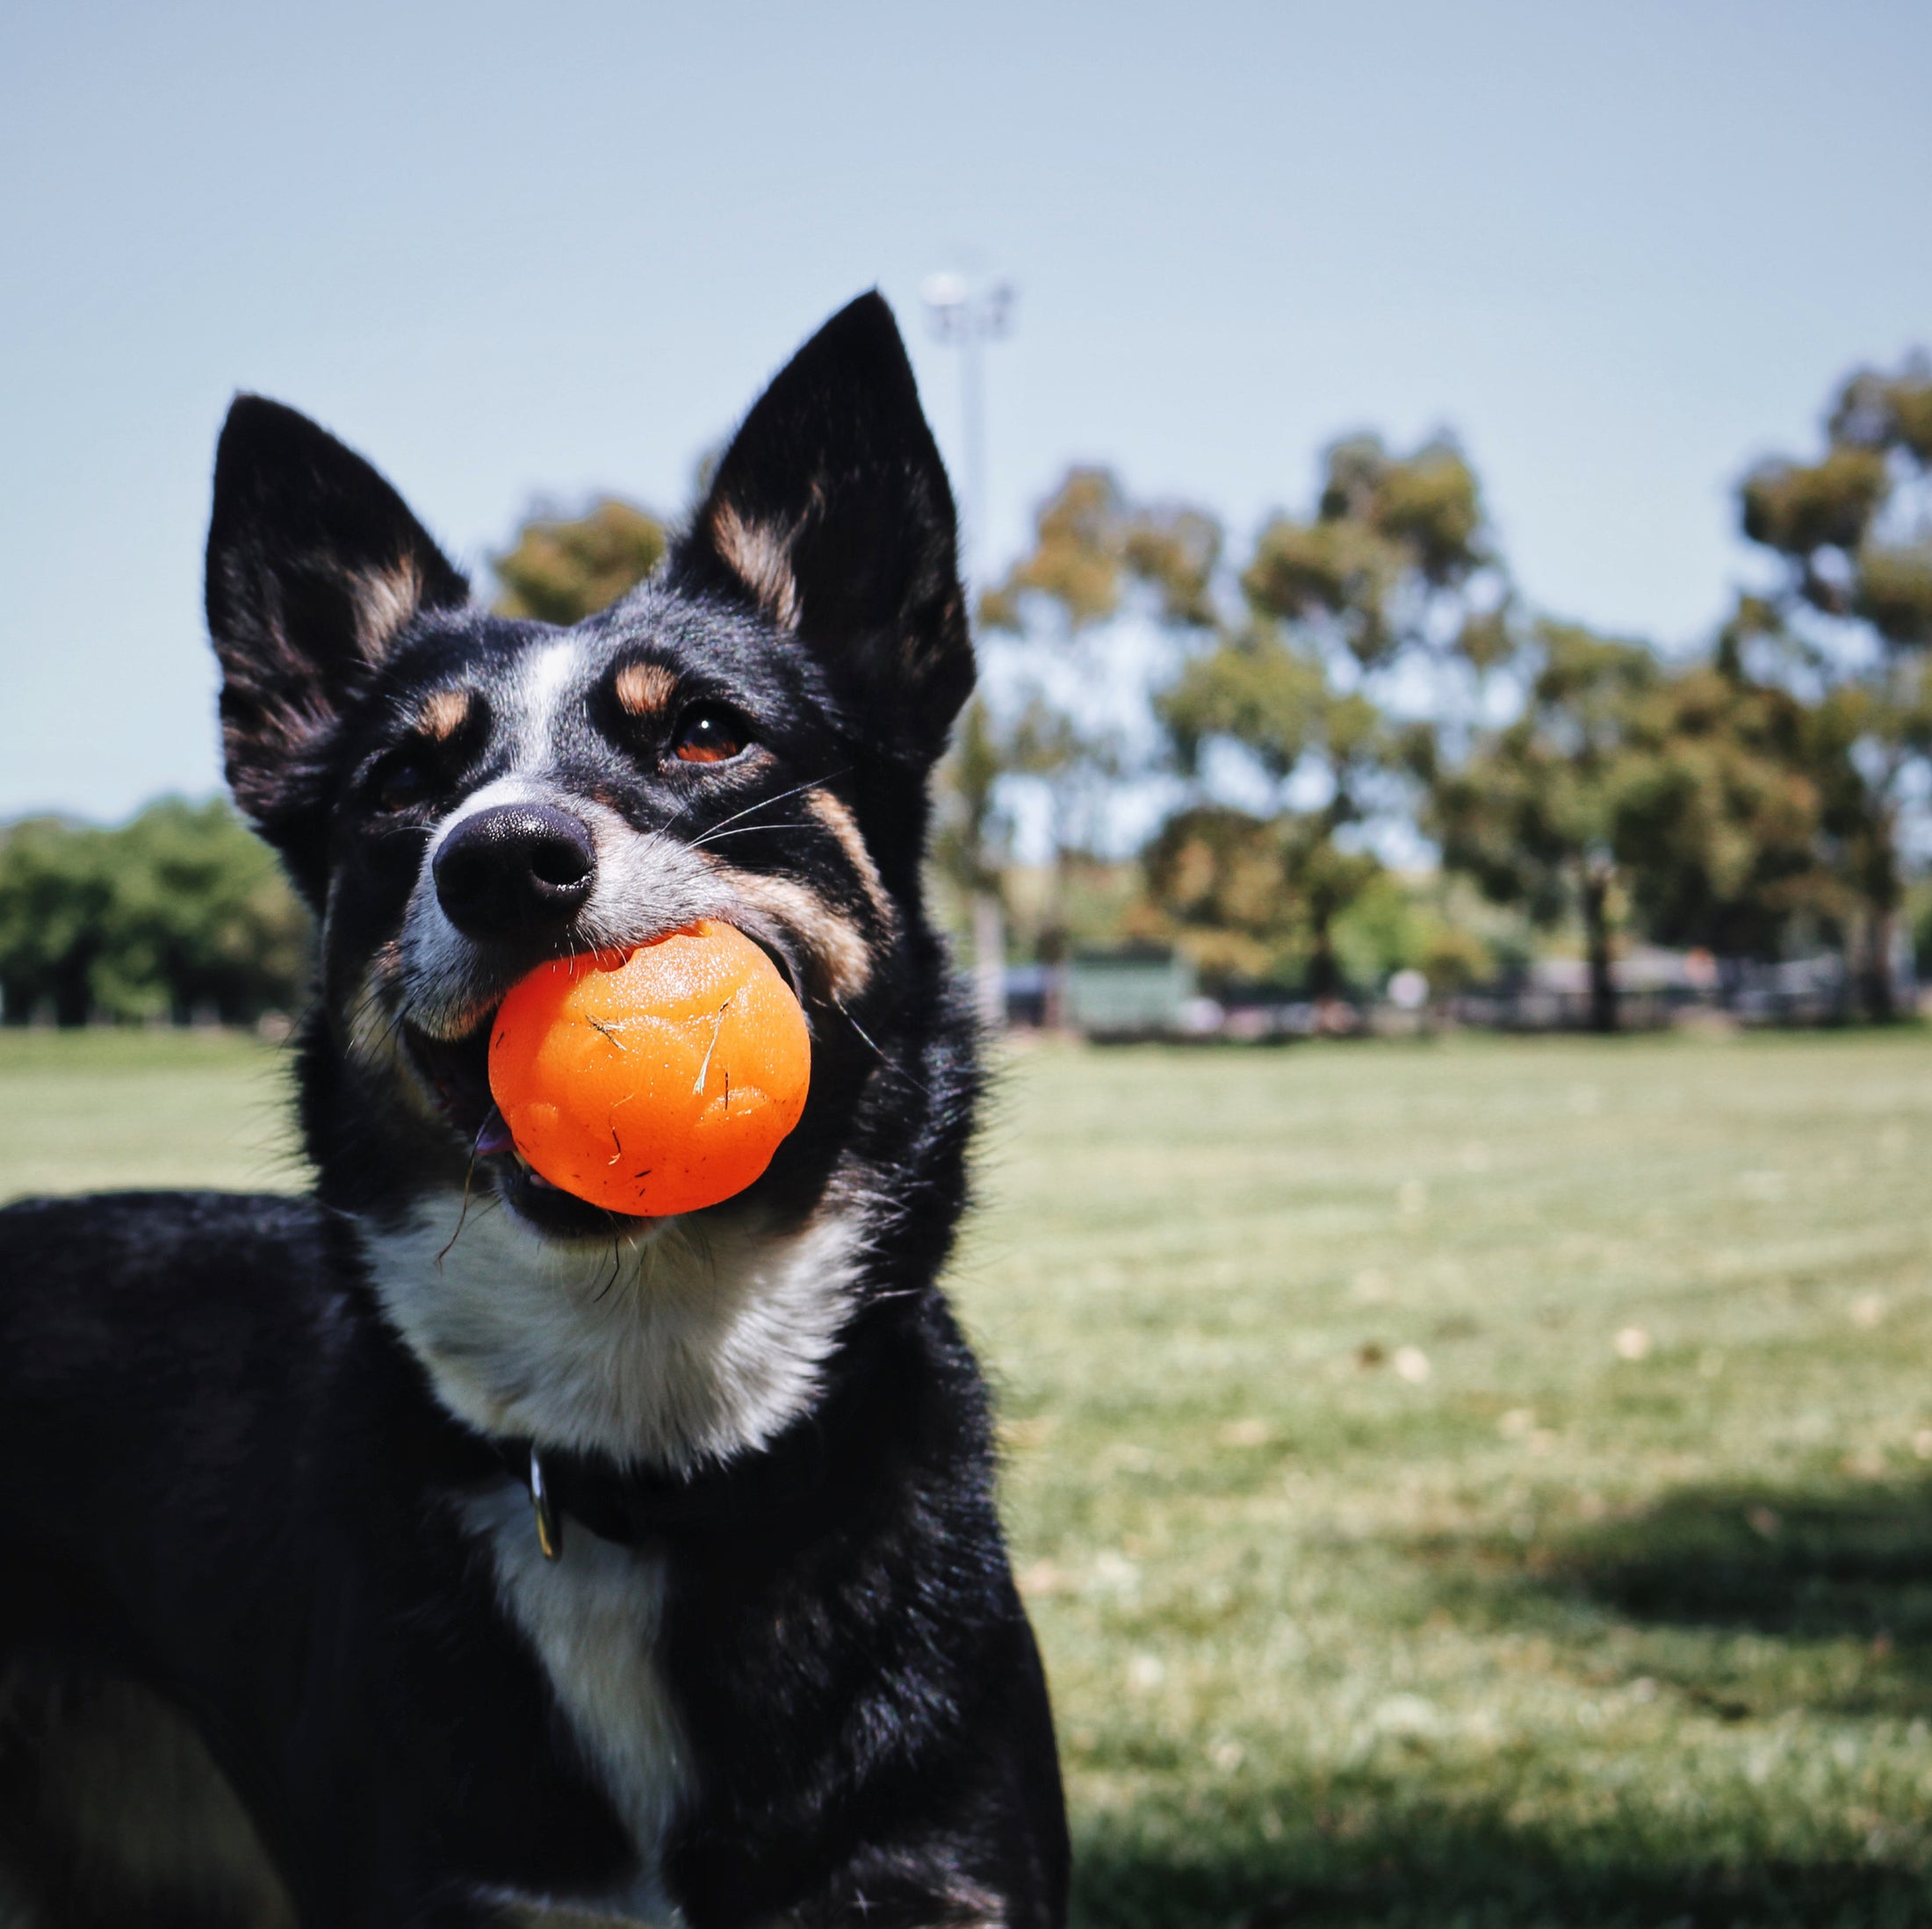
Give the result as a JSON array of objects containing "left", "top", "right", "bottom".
[
  {"left": 493, "top": 497, "right": 669, "bottom": 624},
  {"left": 1138, "top": 434, "right": 1512, "bottom": 1000},
  {"left": 18, "top": 352, "right": 1928, "bottom": 1033},
  {"left": 948, "top": 367, "right": 1927, "bottom": 1024},
  {"left": 1241, "top": 433, "right": 1510, "bottom": 671},
  {"left": 1736, "top": 353, "right": 1932, "bottom": 1015},
  {"left": 0, "top": 797, "right": 311, "bottom": 1026}
]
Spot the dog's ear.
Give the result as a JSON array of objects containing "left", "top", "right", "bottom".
[
  {"left": 205, "top": 397, "right": 469, "bottom": 868},
  {"left": 673, "top": 292, "right": 973, "bottom": 764}
]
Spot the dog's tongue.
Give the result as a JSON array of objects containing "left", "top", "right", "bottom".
[{"left": 475, "top": 1108, "right": 515, "bottom": 1158}]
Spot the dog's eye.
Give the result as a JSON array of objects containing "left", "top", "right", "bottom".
[
  {"left": 670, "top": 706, "right": 751, "bottom": 765},
  {"left": 371, "top": 754, "right": 436, "bottom": 813}
]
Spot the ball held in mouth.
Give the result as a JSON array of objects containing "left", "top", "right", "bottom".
[{"left": 487, "top": 921, "right": 811, "bottom": 1218}]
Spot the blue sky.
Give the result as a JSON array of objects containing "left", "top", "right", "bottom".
[{"left": 3, "top": 0, "right": 1928, "bottom": 819}]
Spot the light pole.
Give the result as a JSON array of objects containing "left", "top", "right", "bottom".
[
  {"left": 922, "top": 271, "right": 1016, "bottom": 1035},
  {"left": 920, "top": 272, "right": 1013, "bottom": 589}
]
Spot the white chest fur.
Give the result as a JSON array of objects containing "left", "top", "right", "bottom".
[
  {"left": 361, "top": 1193, "right": 861, "bottom": 1467},
  {"left": 360, "top": 1191, "right": 865, "bottom": 1921},
  {"left": 465, "top": 1483, "right": 688, "bottom": 1927}
]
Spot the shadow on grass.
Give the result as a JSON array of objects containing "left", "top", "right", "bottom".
[
  {"left": 1543, "top": 1479, "right": 1932, "bottom": 1643},
  {"left": 1409, "top": 1474, "right": 1932, "bottom": 1717},
  {"left": 1072, "top": 1811, "right": 1932, "bottom": 1929},
  {"left": 1534, "top": 1475, "right": 1932, "bottom": 1722},
  {"left": 1066, "top": 1483, "right": 1932, "bottom": 1925}
]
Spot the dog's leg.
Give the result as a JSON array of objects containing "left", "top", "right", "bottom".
[{"left": 0, "top": 1659, "right": 296, "bottom": 1929}]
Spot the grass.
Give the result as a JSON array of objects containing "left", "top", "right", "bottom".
[
  {"left": 955, "top": 1030, "right": 1932, "bottom": 1928},
  {"left": 0, "top": 1029, "right": 303, "bottom": 1197},
  {"left": 5, "top": 1026, "right": 1932, "bottom": 1925}
]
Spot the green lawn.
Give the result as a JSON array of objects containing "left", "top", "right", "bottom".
[
  {"left": 5, "top": 1027, "right": 1932, "bottom": 1926},
  {"left": 0, "top": 1029, "right": 303, "bottom": 1197}
]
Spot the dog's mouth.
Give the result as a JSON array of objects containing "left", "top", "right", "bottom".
[
  {"left": 389, "top": 924, "right": 803, "bottom": 1242},
  {"left": 401, "top": 1011, "right": 638, "bottom": 1242}
]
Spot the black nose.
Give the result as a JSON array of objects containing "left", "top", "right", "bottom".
[{"left": 432, "top": 803, "right": 596, "bottom": 940}]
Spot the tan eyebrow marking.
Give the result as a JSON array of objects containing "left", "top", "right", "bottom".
[
  {"left": 614, "top": 660, "right": 678, "bottom": 718},
  {"left": 416, "top": 688, "right": 473, "bottom": 741}
]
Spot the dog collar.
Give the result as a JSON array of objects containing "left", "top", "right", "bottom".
[
  {"left": 475, "top": 1310, "right": 890, "bottom": 1559},
  {"left": 490, "top": 1427, "right": 829, "bottom": 1561}
]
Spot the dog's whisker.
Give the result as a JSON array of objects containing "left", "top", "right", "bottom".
[
  {"left": 594, "top": 1220, "right": 628, "bottom": 1301},
  {"left": 434, "top": 1122, "right": 492, "bottom": 1268},
  {"left": 686, "top": 770, "right": 851, "bottom": 849},
  {"left": 837, "top": 1004, "right": 935, "bottom": 1100},
  {"left": 683, "top": 820, "right": 840, "bottom": 848}
]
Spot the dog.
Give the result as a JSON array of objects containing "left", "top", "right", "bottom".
[{"left": 0, "top": 293, "right": 1070, "bottom": 1929}]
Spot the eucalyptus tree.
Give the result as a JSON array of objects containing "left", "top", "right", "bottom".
[
  {"left": 1612, "top": 648, "right": 1843, "bottom": 969},
  {"left": 973, "top": 467, "right": 1222, "bottom": 959},
  {"left": 1427, "top": 623, "right": 1657, "bottom": 1032},
  {"left": 494, "top": 496, "right": 669, "bottom": 624},
  {"left": 1152, "top": 432, "right": 1512, "bottom": 998},
  {"left": 1737, "top": 355, "right": 1932, "bottom": 1015}
]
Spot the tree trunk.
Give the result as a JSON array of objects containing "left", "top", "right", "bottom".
[
  {"left": 1306, "top": 911, "right": 1341, "bottom": 1004},
  {"left": 53, "top": 969, "right": 91, "bottom": 1028},
  {"left": 1856, "top": 903, "right": 1897, "bottom": 1023},
  {"left": 970, "top": 891, "right": 1006, "bottom": 1034},
  {"left": 1582, "top": 869, "right": 1618, "bottom": 1034},
  {"left": 1851, "top": 800, "right": 1903, "bottom": 1023}
]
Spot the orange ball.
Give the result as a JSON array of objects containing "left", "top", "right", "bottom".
[{"left": 487, "top": 921, "right": 811, "bottom": 1218}]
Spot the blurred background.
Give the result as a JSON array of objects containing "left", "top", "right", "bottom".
[{"left": 4, "top": 4, "right": 1932, "bottom": 1925}]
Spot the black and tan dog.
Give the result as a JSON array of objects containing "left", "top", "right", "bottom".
[{"left": 0, "top": 295, "right": 1069, "bottom": 1928}]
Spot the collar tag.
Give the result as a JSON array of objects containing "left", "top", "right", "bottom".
[{"left": 529, "top": 1445, "right": 563, "bottom": 1561}]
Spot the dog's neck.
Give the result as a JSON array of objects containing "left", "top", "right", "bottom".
[{"left": 357, "top": 1191, "right": 863, "bottom": 1471}]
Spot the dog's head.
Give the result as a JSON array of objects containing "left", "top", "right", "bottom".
[{"left": 205, "top": 293, "right": 971, "bottom": 1254}]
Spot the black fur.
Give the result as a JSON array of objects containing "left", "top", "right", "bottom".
[
  {"left": 205, "top": 396, "right": 472, "bottom": 902},
  {"left": 0, "top": 294, "right": 1069, "bottom": 1927},
  {"left": 671, "top": 292, "right": 975, "bottom": 765}
]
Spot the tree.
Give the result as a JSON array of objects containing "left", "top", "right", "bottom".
[
  {"left": 104, "top": 797, "right": 314, "bottom": 1023},
  {"left": 1143, "top": 803, "right": 1381, "bottom": 993},
  {"left": 494, "top": 497, "right": 669, "bottom": 623},
  {"left": 0, "top": 797, "right": 310, "bottom": 1026},
  {"left": 1240, "top": 432, "right": 1512, "bottom": 676},
  {"left": 927, "top": 693, "right": 1019, "bottom": 1024},
  {"left": 929, "top": 696, "right": 1007, "bottom": 905},
  {"left": 1736, "top": 354, "right": 1932, "bottom": 1016},
  {"left": 1157, "top": 629, "right": 1388, "bottom": 997},
  {"left": 0, "top": 817, "right": 113, "bottom": 1025},
  {"left": 979, "top": 467, "right": 1221, "bottom": 635},
  {"left": 1149, "top": 432, "right": 1510, "bottom": 1001},
  {"left": 1428, "top": 622, "right": 1658, "bottom": 1032},
  {"left": 973, "top": 468, "right": 1222, "bottom": 964},
  {"left": 1611, "top": 654, "right": 1843, "bottom": 968}
]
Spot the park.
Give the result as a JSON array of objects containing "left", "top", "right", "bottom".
[
  {"left": 5, "top": 1022, "right": 1928, "bottom": 1926},
  {"left": 5, "top": 10, "right": 1930, "bottom": 1919}
]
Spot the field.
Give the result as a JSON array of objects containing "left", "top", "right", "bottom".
[{"left": 4, "top": 1027, "right": 1932, "bottom": 1926}]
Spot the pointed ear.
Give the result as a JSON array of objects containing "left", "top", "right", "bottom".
[
  {"left": 205, "top": 396, "right": 469, "bottom": 860},
  {"left": 672, "top": 292, "right": 974, "bottom": 762}
]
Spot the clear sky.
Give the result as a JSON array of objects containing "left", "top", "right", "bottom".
[{"left": 3, "top": 0, "right": 1928, "bottom": 820}]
